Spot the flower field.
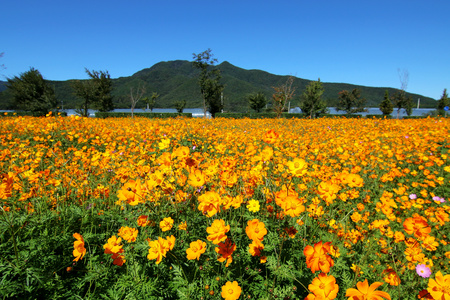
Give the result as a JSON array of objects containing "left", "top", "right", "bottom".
[{"left": 1, "top": 115, "right": 449, "bottom": 299}]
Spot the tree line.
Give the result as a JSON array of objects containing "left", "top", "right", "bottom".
[{"left": 3, "top": 50, "right": 449, "bottom": 118}]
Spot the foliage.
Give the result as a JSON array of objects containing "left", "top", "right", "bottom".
[
  {"left": 272, "top": 76, "right": 296, "bottom": 118},
  {"left": 336, "top": 88, "right": 367, "bottom": 114},
  {"left": 144, "top": 92, "right": 159, "bottom": 112},
  {"left": 247, "top": 92, "right": 268, "bottom": 113},
  {"left": 174, "top": 99, "right": 186, "bottom": 113},
  {"left": 436, "top": 89, "right": 449, "bottom": 116},
  {"left": 192, "top": 49, "right": 224, "bottom": 118},
  {"left": 71, "top": 69, "right": 114, "bottom": 117},
  {"left": 0, "top": 60, "right": 438, "bottom": 111},
  {"left": 1, "top": 116, "right": 450, "bottom": 299},
  {"left": 299, "top": 78, "right": 327, "bottom": 118},
  {"left": 6, "top": 68, "right": 58, "bottom": 116},
  {"left": 379, "top": 90, "right": 394, "bottom": 115},
  {"left": 392, "top": 90, "right": 413, "bottom": 119}
]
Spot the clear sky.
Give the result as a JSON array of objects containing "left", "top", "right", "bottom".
[{"left": 1, "top": 0, "right": 449, "bottom": 100}]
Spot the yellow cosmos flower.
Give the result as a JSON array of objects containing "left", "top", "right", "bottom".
[
  {"left": 160, "top": 217, "right": 174, "bottom": 232},
  {"left": 246, "top": 199, "right": 260, "bottom": 212},
  {"left": 287, "top": 158, "right": 308, "bottom": 177}
]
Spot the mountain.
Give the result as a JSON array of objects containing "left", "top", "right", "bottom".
[{"left": 0, "top": 60, "right": 437, "bottom": 111}]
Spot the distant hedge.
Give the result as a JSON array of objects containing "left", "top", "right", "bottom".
[
  {"left": 216, "top": 112, "right": 307, "bottom": 119},
  {"left": 402, "top": 116, "right": 429, "bottom": 119},
  {"left": 95, "top": 112, "right": 192, "bottom": 118}
]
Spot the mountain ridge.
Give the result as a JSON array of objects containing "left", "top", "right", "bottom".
[{"left": 0, "top": 60, "right": 437, "bottom": 111}]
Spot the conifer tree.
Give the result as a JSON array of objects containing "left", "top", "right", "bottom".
[
  {"left": 379, "top": 90, "right": 393, "bottom": 115},
  {"left": 437, "top": 89, "right": 449, "bottom": 116}
]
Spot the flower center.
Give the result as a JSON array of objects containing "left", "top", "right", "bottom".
[
  {"left": 228, "top": 289, "right": 234, "bottom": 294},
  {"left": 319, "top": 283, "right": 325, "bottom": 289}
]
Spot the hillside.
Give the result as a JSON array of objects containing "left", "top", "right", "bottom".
[{"left": 0, "top": 60, "right": 437, "bottom": 111}]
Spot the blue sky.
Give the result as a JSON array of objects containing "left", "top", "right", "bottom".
[{"left": 1, "top": 0, "right": 449, "bottom": 100}]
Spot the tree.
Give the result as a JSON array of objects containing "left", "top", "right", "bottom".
[
  {"left": 71, "top": 68, "right": 114, "bottom": 117},
  {"left": 6, "top": 67, "right": 57, "bottom": 116},
  {"left": 143, "top": 92, "right": 159, "bottom": 112},
  {"left": 129, "top": 83, "right": 146, "bottom": 117},
  {"left": 247, "top": 92, "right": 267, "bottom": 113},
  {"left": 174, "top": 99, "right": 186, "bottom": 113},
  {"left": 336, "top": 88, "right": 367, "bottom": 114},
  {"left": 299, "top": 79, "right": 327, "bottom": 118},
  {"left": 436, "top": 89, "right": 449, "bottom": 116},
  {"left": 392, "top": 68, "right": 411, "bottom": 118},
  {"left": 91, "top": 70, "right": 114, "bottom": 112},
  {"left": 405, "top": 95, "right": 413, "bottom": 116},
  {"left": 392, "top": 90, "right": 412, "bottom": 118},
  {"left": 192, "top": 49, "right": 224, "bottom": 118},
  {"left": 379, "top": 90, "right": 393, "bottom": 115},
  {"left": 272, "top": 76, "right": 296, "bottom": 118}
]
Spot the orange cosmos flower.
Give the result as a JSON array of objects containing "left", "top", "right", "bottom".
[
  {"left": 306, "top": 273, "right": 339, "bottom": 300},
  {"left": 117, "top": 179, "right": 143, "bottom": 206},
  {"left": 284, "top": 226, "right": 298, "bottom": 239},
  {"left": 103, "top": 235, "right": 126, "bottom": 266},
  {"left": 73, "top": 233, "right": 86, "bottom": 262},
  {"left": 344, "top": 173, "right": 364, "bottom": 188},
  {"left": 166, "top": 235, "right": 176, "bottom": 251},
  {"left": 418, "top": 289, "right": 434, "bottom": 299},
  {"left": 198, "top": 191, "right": 222, "bottom": 217},
  {"left": 0, "top": 172, "right": 14, "bottom": 199},
  {"left": 281, "top": 195, "right": 305, "bottom": 217},
  {"left": 186, "top": 240, "right": 207, "bottom": 260},
  {"left": 245, "top": 219, "right": 267, "bottom": 246},
  {"left": 317, "top": 181, "right": 340, "bottom": 205},
  {"left": 403, "top": 214, "right": 431, "bottom": 239},
  {"left": 303, "top": 241, "right": 334, "bottom": 273},
  {"left": 160, "top": 217, "right": 174, "bottom": 232},
  {"left": 118, "top": 226, "right": 138, "bottom": 243},
  {"left": 221, "top": 281, "right": 241, "bottom": 300},
  {"left": 147, "top": 236, "right": 171, "bottom": 264},
  {"left": 383, "top": 269, "right": 401, "bottom": 286},
  {"left": 248, "top": 240, "right": 264, "bottom": 257},
  {"left": 188, "top": 169, "right": 205, "bottom": 187},
  {"left": 103, "top": 236, "right": 123, "bottom": 254},
  {"left": 178, "top": 221, "right": 187, "bottom": 231},
  {"left": 215, "top": 238, "right": 236, "bottom": 267},
  {"left": 427, "top": 271, "right": 450, "bottom": 300},
  {"left": 137, "top": 215, "right": 150, "bottom": 227},
  {"left": 263, "top": 129, "right": 278, "bottom": 144},
  {"left": 207, "top": 219, "right": 230, "bottom": 244},
  {"left": 260, "top": 146, "right": 274, "bottom": 161},
  {"left": 345, "top": 280, "right": 391, "bottom": 300},
  {"left": 110, "top": 252, "right": 126, "bottom": 266}
]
